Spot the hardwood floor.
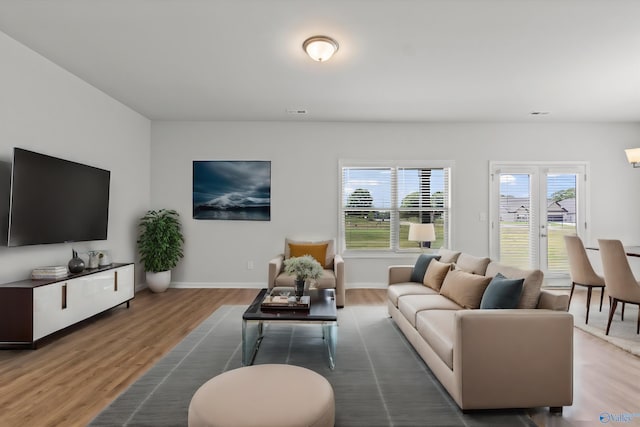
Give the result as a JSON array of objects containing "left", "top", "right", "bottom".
[
  {"left": 0, "top": 287, "right": 637, "bottom": 427},
  {"left": 529, "top": 287, "right": 640, "bottom": 427}
]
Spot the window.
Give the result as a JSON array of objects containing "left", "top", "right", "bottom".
[{"left": 339, "top": 161, "right": 452, "bottom": 253}]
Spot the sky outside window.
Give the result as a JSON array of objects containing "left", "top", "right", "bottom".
[{"left": 343, "top": 168, "right": 445, "bottom": 206}]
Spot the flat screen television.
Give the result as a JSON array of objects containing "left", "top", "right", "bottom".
[{"left": 7, "top": 148, "right": 111, "bottom": 247}]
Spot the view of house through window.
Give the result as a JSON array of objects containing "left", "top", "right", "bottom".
[
  {"left": 490, "top": 163, "right": 587, "bottom": 278},
  {"left": 340, "top": 162, "right": 451, "bottom": 252}
]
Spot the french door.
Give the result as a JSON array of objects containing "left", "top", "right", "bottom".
[{"left": 489, "top": 162, "right": 588, "bottom": 279}]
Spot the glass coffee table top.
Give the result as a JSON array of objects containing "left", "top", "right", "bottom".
[
  {"left": 242, "top": 288, "right": 338, "bottom": 369},
  {"left": 243, "top": 288, "right": 338, "bottom": 321}
]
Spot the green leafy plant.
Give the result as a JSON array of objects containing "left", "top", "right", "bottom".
[
  {"left": 137, "top": 209, "right": 185, "bottom": 273},
  {"left": 283, "top": 255, "right": 324, "bottom": 282}
]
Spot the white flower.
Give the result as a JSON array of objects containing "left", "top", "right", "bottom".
[{"left": 283, "top": 255, "right": 324, "bottom": 281}]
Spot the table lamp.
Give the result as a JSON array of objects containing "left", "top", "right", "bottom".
[{"left": 408, "top": 223, "right": 436, "bottom": 251}]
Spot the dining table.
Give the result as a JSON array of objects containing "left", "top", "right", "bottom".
[{"left": 586, "top": 245, "right": 640, "bottom": 257}]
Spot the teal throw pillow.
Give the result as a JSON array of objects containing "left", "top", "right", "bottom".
[
  {"left": 480, "top": 273, "right": 524, "bottom": 309},
  {"left": 410, "top": 254, "right": 441, "bottom": 283}
]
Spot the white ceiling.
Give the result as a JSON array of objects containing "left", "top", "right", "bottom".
[{"left": 1, "top": 0, "right": 640, "bottom": 122}]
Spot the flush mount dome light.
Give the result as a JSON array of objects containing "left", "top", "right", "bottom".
[{"left": 303, "top": 36, "right": 339, "bottom": 62}]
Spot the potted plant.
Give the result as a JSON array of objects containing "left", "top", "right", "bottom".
[
  {"left": 283, "top": 255, "right": 324, "bottom": 297},
  {"left": 137, "top": 209, "right": 185, "bottom": 293}
]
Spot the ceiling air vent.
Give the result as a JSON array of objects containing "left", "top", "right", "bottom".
[{"left": 286, "top": 109, "right": 308, "bottom": 115}]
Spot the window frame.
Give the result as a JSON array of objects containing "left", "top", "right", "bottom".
[{"left": 338, "top": 159, "right": 454, "bottom": 257}]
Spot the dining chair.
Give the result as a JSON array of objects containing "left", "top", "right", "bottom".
[
  {"left": 598, "top": 239, "right": 640, "bottom": 335},
  {"left": 564, "top": 235, "right": 605, "bottom": 324}
]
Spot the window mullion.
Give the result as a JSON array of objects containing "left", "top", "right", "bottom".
[{"left": 390, "top": 167, "right": 398, "bottom": 250}]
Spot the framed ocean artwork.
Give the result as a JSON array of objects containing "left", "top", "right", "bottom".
[{"left": 193, "top": 160, "right": 271, "bottom": 221}]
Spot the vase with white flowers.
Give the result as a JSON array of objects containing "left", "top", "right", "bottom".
[{"left": 283, "top": 255, "right": 324, "bottom": 298}]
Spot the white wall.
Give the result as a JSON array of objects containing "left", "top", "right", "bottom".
[
  {"left": 0, "top": 32, "right": 151, "bottom": 284},
  {"left": 151, "top": 121, "right": 640, "bottom": 288}
]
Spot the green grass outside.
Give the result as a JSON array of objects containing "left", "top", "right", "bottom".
[
  {"left": 344, "top": 215, "right": 444, "bottom": 250},
  {"left": 500, "top": 221, "right": 575, "bottom": 271},
  {"left": 345, "top": 217, "right": 574, "bottom": 273}
]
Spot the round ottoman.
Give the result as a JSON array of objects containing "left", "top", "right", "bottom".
[{"left": 188, "top": 364, "right": 335, "bottom": 427}]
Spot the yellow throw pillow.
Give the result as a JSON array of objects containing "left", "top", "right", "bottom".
[
  {"left": 439, "top": 269, "right": 492, "bottom": 309},
  {"left": 422, "top": 259, "right": 452, "bottom": 291},
  {"left": 288, "top": 243, "right": 328, "bottom": 268}
]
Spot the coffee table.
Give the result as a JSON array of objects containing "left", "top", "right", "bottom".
[{"left": 242, "top": 288, "right": 338, "bottom": 369}]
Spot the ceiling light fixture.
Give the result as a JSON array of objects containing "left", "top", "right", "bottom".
[{"left": 303, "top": 36, "right": 339, "bottom": 62}]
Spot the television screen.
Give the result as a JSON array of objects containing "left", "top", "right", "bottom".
[{"left": 7, "top": 148, "right": 110, "bottom": 247}]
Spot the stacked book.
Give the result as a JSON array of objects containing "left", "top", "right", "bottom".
[{"left": 31, "top": 266, "right": 69, "bottom": 280}]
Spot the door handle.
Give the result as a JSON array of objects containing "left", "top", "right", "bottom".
[{"left": 540, "top": 234, "right": 547, "bottom": 237}]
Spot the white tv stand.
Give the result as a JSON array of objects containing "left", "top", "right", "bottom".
[{"left": 0, "top": 263, "right": 134, "bottom": 349}]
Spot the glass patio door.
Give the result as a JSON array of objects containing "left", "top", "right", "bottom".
[{"left": 489, "top": 163, "right": 587, "bottom": 279}]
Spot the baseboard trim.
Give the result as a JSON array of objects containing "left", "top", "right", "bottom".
[{"left": 170, "top": 282, "right": 265, "bottom": 289}]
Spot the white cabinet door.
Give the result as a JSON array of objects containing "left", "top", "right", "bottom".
[
  {"left": 114, "top": 264, "right": 135, "bottom": 302},
  {"left": 33, "top": 281, "right": 74, "bottom": 341},
  {"left": 32, "top": 265, "right": 135, "bottom": 342},
  {"left": 68, "top": 270, "right": 116, "bottom": 321}
]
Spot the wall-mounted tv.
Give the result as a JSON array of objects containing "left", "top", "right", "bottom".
[{"left": 7, "top": 148, "right": 110, "bottom": 247}]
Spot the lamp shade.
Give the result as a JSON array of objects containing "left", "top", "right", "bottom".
[
  {"left": 625, "top": 148, "right": 640, "bottom": 167},
  {"left": 408, "top": 223, "right": 436, "bottom": 243},
  {"left": 303, "top": 36, "right": 339, "bottom": 62}
]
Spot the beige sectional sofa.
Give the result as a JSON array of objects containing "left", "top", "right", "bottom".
[{"left": 387, "top": 249, "right": 573, "bottom": 413}]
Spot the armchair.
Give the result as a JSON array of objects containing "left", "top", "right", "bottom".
[{"left": 268, "top": 238, "right": 345, "bottom": 307}]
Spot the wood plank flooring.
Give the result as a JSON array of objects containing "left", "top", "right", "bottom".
[
  {"left": 529, "top": 287, "right": 640, "bottom": 427},
  {"left": 0, "top": 287, "right": 637, "bottom": 427}
]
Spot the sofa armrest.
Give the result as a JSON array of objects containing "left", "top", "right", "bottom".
[
  {"left": 537, "top": 289, "right": 570, "bottom": 311},
  {"left": 388, "top": 265, "right": 413, "bottom": 285},
  {"left": 268, "top": 254, "right": 284, "bottom": 289},
  {"left": 333, "top": 254, "right": 345, "bottom": 307},
  {"left": 454, "top": 309, "right": 573, "bottom": 410}
]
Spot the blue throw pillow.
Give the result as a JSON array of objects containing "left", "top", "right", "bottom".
[
  {"left": 410, "top": 254, "right": 441, "bottom": 283},
  {"left": 480, "top": 273, "right": 524, "bottom": 309}
]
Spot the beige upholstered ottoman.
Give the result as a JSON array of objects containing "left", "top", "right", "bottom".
[{"left": 188, "top": 364, "right": 335, "bottom": 427}]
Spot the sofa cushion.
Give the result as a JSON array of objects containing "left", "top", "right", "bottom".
[
  {"left": 480, "top": 273, "right": 524, "bottom": 309},
  {"left": 455, "top": 253, "right": 491, "bottom": 275},
  {"left": 285, "top": 238, "right": 335, "bottom": 269},
  {"left": 485, "top": 262, "right": 543, "bottom": 309},
  {"left": 537, "top": 290, "right": 570, "bottom": 311},
  {"left": 398, "top": 294, "right": 463, "bottom": 327},
  {"left": 423, "top": 259, "right": 452, "bottom": 291},
  {"left": 416, "top": 310, "right": 456, "bottom": 370},
  {"left": 288, "top": 243, "right": 328, "bottom": 267},
  {"left": 275, "top": 269, "right": 336, "bottom": 288},
  {"left": 410, "top": 254, "right": 441, "bottom": 283},
  {"left": 387, "top": 283, "right": 438, "bottom": 306},
  {"left": 439, "top": 270, "right": 492, "bottom": 309},
  {"left": 438, "top": 248, "right": 462, "bottom": 263}
]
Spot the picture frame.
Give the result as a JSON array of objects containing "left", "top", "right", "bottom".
[{"left": 192, "top": 160, "right": 271, "bottom": 221}]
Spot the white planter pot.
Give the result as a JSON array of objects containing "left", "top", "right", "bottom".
[{"left": 146, "top": 270, "right": 172, "bottom": 293}]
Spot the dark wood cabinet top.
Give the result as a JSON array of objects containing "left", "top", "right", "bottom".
[{"left": 0, "top": 263, "right": 134, "bottom": 289}]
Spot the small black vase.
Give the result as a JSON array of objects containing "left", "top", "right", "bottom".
[
  {"left": 294, "top": 279, "right": 305, "bottom": 298},
  {"left": 68, "top": 250, "right": 85, "bottom": 274}
]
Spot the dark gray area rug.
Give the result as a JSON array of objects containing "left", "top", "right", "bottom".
[{"left": 90, "top": 305, "right": 535, "bottom": 427}]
